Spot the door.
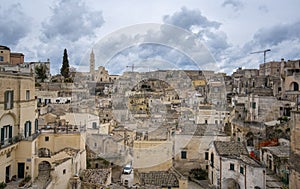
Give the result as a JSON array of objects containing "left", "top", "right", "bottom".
[
  {"left": 18, "top": 163, "right": 25, "bottom": 178},
  {"left": 6, "top": 165, "right": 10, "bottom": 182}
]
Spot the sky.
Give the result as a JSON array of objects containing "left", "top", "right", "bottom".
[{"left": 1, "top": 0, "right": 300, "bottom": 74}]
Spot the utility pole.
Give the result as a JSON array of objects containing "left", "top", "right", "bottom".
[{"left": 250, "top": 49, "right": 271, "bottom": 63}]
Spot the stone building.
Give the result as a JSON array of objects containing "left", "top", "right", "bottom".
[
  {"left": 259, "top": 61, "right": 281, "bottom": 77},
  {"left": 280, "top": 58, "right": 300, "bottom": 102},
  {"left": 260, "top": 145, "right": 289, "bottom": 184},
  {"left": 0, "top": 71, "right": 37, "bottom": 183},
  {"left": 0, "top": 71, "right": 86, "bottom": 189},
  {"left": 289, "top": 110, "right": 300, "bottom": 188},
  {"left": 208, "top": 141, "right": 266, "bottom": 189},
  {"left": 0, "top": 45, "right": 24, "bottom": 65}
]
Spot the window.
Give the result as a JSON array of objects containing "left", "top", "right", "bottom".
[
  {"left": 210, "top": 153, "right": 214, "bottom": 167},
  {"left": 63, "top": 169, "right": 66, "bottom": 174},
  {"left": 4, "top": 91, "right": 14, "bottom": 110},
  {"left": 24, "top": 121, "right": 32, "bottom": 138},
  {"left": 240, "top": 166, "right": 244, "bottom": 174},
  {"left": 230, "top": 163, "right": 235, "bottom": 171},
  {"left": 92, "top": 122, "right": 97, "bottom": 129},
  {"left": 181, "top": 151, "right": 187, "bottom": 159},
  {"left": 205, "top": 152, "right": 209, "bottom": 160},
  {"left": 215, "top": 120, "right": 218, "bottom": 124},
  {"left": 45, "top": 136, "right": 49, "bottom": 141},
  {"left": 205, "top": 120, "right": 208, "bottom": 124},
  {"left": 1, "top": 125, "right": 12, "bottom": 145},
  {"left": 252, "top": 102, "right": 256, "bottom": 109},
  {"left": 0, "top": 56, "right": 3, "bottom": 61},
  {"left": 26, "top": 90, "right": 30, "bottom": 101}
]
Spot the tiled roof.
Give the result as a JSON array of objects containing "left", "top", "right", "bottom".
[
  {"left": 139, "top": 171, "right": 179, "bottom": 187},
  {"left": 262, "top": 145, "right": 290, "bottom": 158},
  {"left": 213, "top": 141, "right": 248, "bottom": 156},
  {"left": 81, "top": 169, "right": 111, "bottom": 185}
]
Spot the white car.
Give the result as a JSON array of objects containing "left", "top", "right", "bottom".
[{"left": 123, "top": 164, "right": 132, "bottom": 174}]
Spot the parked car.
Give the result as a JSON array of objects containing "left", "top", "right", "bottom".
[{"left": 123, "top": 164, "right": 133, "bottom": 174}]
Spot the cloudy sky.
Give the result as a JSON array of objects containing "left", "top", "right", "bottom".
[{"left": 1, "top": 0, "right": 300, "bottom": 74}]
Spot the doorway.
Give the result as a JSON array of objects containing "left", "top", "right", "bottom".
[
  {"left": 6, "top": 165, "right": 10, "bottom": 182},
  {"left": 18, "top": 162, "right": 25, "bottom": 178}
]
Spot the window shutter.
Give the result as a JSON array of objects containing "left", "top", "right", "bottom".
[
  {"left": 35, "top": 119, "right": 38, "bottom": 133},
  {"left": 11, "top": 91, "right": 14, "bottom": 109},
  {"left": 29, "top": 122, "right": 32, "bottom": 136},
  {"left": 24, "top": 123, "right": 27, "bottom": 138},
  {"left": 9, "top": 126, "right": 12, "bottom": 139},
  {"left": 4, "top": 91, "right": 8, "bottom": 110},
  {"left": 1, "top": 127, "right": 4, "bottom": 144}
]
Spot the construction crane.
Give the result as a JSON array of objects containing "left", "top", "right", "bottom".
[{"left": 250, "top": 49, "right": 271, "bottom": 63}]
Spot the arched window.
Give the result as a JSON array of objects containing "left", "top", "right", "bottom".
[{"left": 294, "top": 82, "right": 299, "bottom": 91}]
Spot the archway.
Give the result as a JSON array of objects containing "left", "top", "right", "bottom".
[
  {"left": 246, "top": 132, "right": 254, "bottom": 146},
  {"left": 290, "top": 82, "right": 299, "bottom": 91},
  {"left": 38, "top": 161, "right": 51, "bottom": 179},
  {"left": 223, "top": 178, "right": 240, "bottom": 189}
]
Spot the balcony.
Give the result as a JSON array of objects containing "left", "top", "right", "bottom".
[{"left": 0, "top": 136, "right": 21, "bottom": 149}]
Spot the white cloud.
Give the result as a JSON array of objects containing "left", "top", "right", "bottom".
[
  {"left": 0, "top": 3, "right": 32, "bottom": 46},
  {"left": 41, "top": 0, "right": 104, "bottom": 42}
]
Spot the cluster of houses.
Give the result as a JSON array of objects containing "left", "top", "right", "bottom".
[{"left": 0, "top": 44, "right": 300, "bottom": 189}]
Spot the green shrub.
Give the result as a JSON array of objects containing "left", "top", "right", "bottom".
[{"left": 0, "top": 182, "right": 6, "bottom": 189}]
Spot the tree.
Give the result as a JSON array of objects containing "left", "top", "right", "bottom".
[
  {"left": 35, "top": 64, "right": 48, "bottom": 82},
  {"left": 60, "top": 48, "right": 70, "bottom": 79}
]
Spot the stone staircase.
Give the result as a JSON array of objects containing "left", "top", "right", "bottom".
[
  {"left": 266, "top": 170, "right": 285, "bottom": 189},
  {"left": 32, "top": 170, "right": 50, "bottom": 189}
]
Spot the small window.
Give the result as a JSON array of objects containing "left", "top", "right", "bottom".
[
  {"left": 230, "top": 163, "right": 235, "bottom": 170},
  {"left": 205, "top": 152, "right": 209, "bottom": 160},
  {"left": 63, "top": 169, "right": 66, "bottom": 174},
  {"left": 4, "top": 90, "right": 14, "bottom": 110},
  {"left": 45, "top": 136, "right": 49, "bottom": 141},
  {"left": 0, "top": 56, "right": 3, "bottom": 61},
  {"left": 181, "top": 151, "right": 187, "bottom": 159},
  {"left": 26, "top": 90, "right": 30, "bottom": 101},
  {"left": 92, "top": 122, "right": 97, "bottom": 129},
  {"left": 252, "top": 102, "right": 256, "bottom": 109},
  {"left": 240, "top": 166, "right": 244, "bottom": 174}
]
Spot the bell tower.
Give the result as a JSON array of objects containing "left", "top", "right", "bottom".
[{"left": 90, "top": 49, "right": 95, "bottom": 75}]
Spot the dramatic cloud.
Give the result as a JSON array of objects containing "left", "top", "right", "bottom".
[
  {"left": 220, "top": 19, "right": 300, "bottom": 74},
  {"left": 252, "top": 21, "right": 300, "bottom": 47},
  {"left": 0, "top": 3, "right": 32, "bottom": 46},
  {"left": 163, "top": 7, "right": 230, "bottom": 64},
  {"left": 77, "top": 23, "right": 217, "bottom": 75},
  {"left": 163, "top": 7, "right": 221, "bottom": 30},
  {"left": 41, "top": 0, "right": 104, "bottom": 42}
]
